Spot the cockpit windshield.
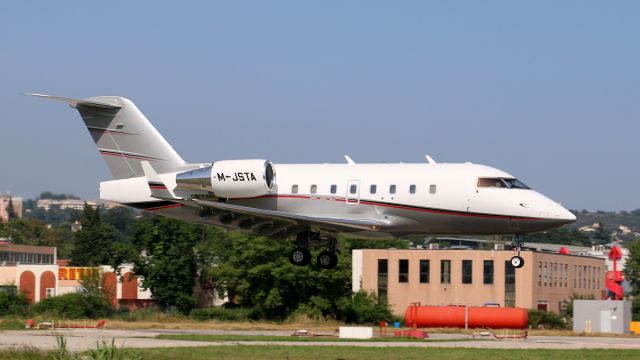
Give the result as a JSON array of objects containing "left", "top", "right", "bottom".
[{"left": 477, "top": 177, "right": 530, "bottom": 189}]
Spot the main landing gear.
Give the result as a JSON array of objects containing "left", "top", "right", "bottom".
[
  {"left": 289, "top": 230, "right": 339, "bottom": 269},
  {"left": 510, "top": 234, "right": 525, "bottom": 269}
]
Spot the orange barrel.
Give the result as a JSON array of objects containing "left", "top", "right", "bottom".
[{"left": 405, "top": 305, "right": 528, "bottom": 329}]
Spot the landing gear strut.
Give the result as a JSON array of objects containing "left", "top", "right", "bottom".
[{"left": 510, "top": 234, "right": 525, "bottom": 269}]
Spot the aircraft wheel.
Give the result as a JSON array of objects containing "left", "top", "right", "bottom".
[
  {"left": 510, "top": 256, "right": 524, "bottom": 268},
  {"left": 317, "top": 251, "right": 338, "bottom": 269},
  {"left": 289, "top": 248, "right": 311, "bottom": 266}
]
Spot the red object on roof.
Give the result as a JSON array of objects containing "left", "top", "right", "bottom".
[
  {"left": 559, "top": 247, "right": 570, "bottom": 255},
  {"left": 608, "top": 246, "right": 622, "bottom": 261}
]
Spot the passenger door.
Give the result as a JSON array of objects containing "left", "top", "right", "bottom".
[{"left": 346, "top": 180, "right": 360, "bottom": 204}]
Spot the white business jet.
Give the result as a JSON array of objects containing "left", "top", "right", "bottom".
[{"left": 32, "top": 94, "right": 576, "bottom": 269}]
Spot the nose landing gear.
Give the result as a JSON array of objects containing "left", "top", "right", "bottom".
[{"left": 510, "top": 234, "right": 525, "bottom": 269}]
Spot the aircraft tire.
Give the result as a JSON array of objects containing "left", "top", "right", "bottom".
[
  {"left": 317, "top": 251, "right": 338, "bottom": 269},
  {"left": 289, "top": 248, "right": 312, "bottom": 266},
  {"left": 510, "top": 256, "right": 524, "bottom": 268}
]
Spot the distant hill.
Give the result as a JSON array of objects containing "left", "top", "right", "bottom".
[{"left": 570, "top": 209, "right": 640, "bottom": 242}]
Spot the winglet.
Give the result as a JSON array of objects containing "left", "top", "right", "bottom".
[
  {"left": 27, "top": 93, "right": 122, "bottom": 109},
  {"left": 141, "top": 161, "right": 175, "bottom": 199},
  {"left": 344, "top": 155, "right": 356, "bottom": 165}
]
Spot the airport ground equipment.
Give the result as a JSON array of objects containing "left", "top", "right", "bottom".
[{"left": 405, "top": 303, "right": 528, "bottom": 330}]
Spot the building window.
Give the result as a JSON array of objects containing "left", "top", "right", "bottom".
[
  {"left": 310, "top": 185, "right": 317, "bottom": 194},
  {"left": 399, "top": 259, "right": 409, "bottom": 283},
  {"left": 537, "top": 301, "right": 549, "bottom": 312},
  {"left": 370, "top": 185, "right": 377, "bottom": 194},
  {"left": 389, "top": 185, "right": 396, "bottom": 194},
  {"left": 483, "top": 260, "right": 494, "bottom": 284},
  {"left": 419, "top": 260, "right": 430, "bottom": 283},
  {"left": 429, "top": 184, "right": 437, "bottom": 194},
  {"left": 462, "top": 260, "right": 472, "bottom": 284},
  {"left": 537, "top": 262, "right": 542, "bottom": 286},
  {"left": 505, "top": 260, "right": 516, "bottom": 307},
  {"left": 330, "top": 185, "right": 337, "bottom": 194},
  {"left": 377, "top": 259, "right": 388, "bottom": 303},
  {"left": 350, "top": 184, "right": 357, "bottom": 194},
  {"left": 291, "top": 185, "right": 298, "bottom": 194},
  {"left": 409, "top": 185, "right": 416, "bottom": 194},
  {"left": 573, "top": 265, "right": 577, "bottom": 288},
  {"left": 440, "top": 260, "right": 451, "bottom": 284}
]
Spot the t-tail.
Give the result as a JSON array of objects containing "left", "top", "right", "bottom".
[{"left": 30, "top": 93, "right": 198, "bottom": 179}]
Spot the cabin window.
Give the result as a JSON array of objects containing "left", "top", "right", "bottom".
[
  {"left": 330, "top": 184, "right": 337, "bottom": 194},
  {"left": 409, "top": 185, "right": 416, "bottom": 194},
  {"left": 389, "top": 185, "right": 396, "bottom": 194},
  {"left": 429, "top": 184, "right": 437, "bottom": 194},
  {"left": 291, "top": 185, "right": 298, "bottom": 194},
  {"left": 370, "top": 185, "right": 377, "bottom": 194},
  {"left": 310, "top": 185, "right": 317, "bottom": 194},
  {"left": 350, "top": 184, "right": 357, "bottom": 194}
]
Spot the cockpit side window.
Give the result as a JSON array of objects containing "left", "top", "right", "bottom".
[
  {"left": 502, "top": 178, "right": 530, "bottom": 189},
  {"left": 477, "top": 178, "right": 507, "bottom": 188},
  {"left": 477, "top": 177, "right": 530, "bottom": 189}
]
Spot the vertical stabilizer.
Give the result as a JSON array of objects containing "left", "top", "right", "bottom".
[{"left": 30, "top": 94, "right": 192, "bottom": 179}]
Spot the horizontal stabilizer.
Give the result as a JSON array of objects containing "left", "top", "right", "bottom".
[
  {"left": 141, "top": 161, "right": 175, "bottom": 199},
  {"left": 28, "top": 93, "right": 122, "bottom": 109}
]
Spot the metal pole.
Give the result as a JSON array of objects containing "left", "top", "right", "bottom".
[{"left": 465, "top": 304, "right": 469, "bottom": 330}]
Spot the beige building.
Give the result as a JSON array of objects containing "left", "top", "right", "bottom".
[
  {"left": 353, "top": 249, "right": 605, "bottom": 315},
  {"left": 1, "top": 244, "right": 151, "bottom": 307},
  {"left": 36, "top": 199, "right": 96, "bottom": 211}
]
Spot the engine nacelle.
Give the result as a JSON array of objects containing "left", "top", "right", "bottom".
[{"left": 176, "top": 159, "right": 276, "bottom": 198}]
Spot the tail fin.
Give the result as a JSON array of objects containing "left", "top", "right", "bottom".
[{"left": 30, "top": 93, "right": 189, "bottom": 179}]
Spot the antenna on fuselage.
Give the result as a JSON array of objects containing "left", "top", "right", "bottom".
[
  {"left": 425, "top": 155, "right": 436, "bottom": 164},
  {"left": 344, "top": 155, "right": 356, "bottom": 165}
]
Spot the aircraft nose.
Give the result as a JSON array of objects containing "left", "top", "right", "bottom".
[{"left": 556, "top": 205, "right": 577, "bottom": 224}]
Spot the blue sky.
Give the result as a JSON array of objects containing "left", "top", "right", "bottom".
[{"left": 1, "top": 1, "right": 638, "bottom": 211}]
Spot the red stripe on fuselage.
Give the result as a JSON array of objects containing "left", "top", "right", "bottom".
[{"left": 234, "top": 194, "right": 543, "bottom": 221}]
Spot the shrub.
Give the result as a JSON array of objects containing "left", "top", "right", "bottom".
[
  {"left": 0, "top": 285, "right": 30, "bottom": 316},
  {"left": 337, "top": 290, "right": 396, "bottom": 324},
  {"left": 190, "top": 307, "right": 253, "bottom": 321},
  {"left": 528, "top": 309, "right": 568, "bottom": 329},
  {"left": 33, "top": 292, "right": 111, "bottom": 319}
]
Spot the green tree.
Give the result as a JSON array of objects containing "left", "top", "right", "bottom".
[
  {"left": 129, "top": 216, "right": 203, "bottom": 314},
  {"left": 204, "top": 231, "right": 352, "bottom": 320},
  {"left": 70, "top": 203, "right": 115, "bottom": 266},
  {"left": 623, "top": 240, "right": 640, "bottom": 294}
]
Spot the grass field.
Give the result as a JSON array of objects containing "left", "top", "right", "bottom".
[{"left": 1, "top": 346, "right": 639, "bottom": 360}]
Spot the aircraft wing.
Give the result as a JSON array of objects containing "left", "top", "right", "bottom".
[{"left": 191, "top": 198, "right": 388, "bottom": 232}]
